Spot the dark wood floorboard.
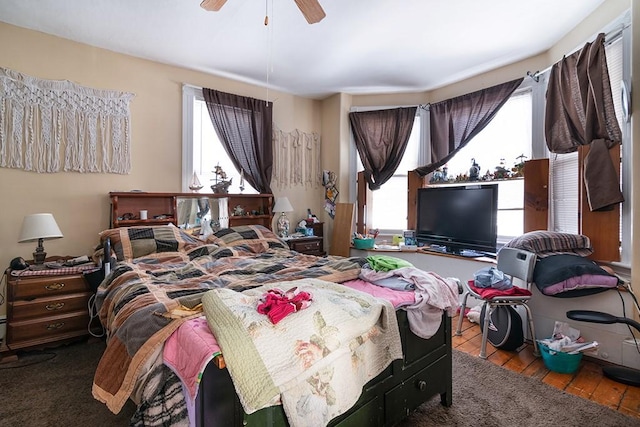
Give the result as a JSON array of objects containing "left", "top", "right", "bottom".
[{"left": 453, "top": 314, "right": 640, "bottom": 419}]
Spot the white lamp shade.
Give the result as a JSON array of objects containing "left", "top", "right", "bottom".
[
  {"left": 273, "top": 197, "right": 293, "bottom": 213},
  {"left": 18, "top": 213, "right": 64, "bottom": 242}
]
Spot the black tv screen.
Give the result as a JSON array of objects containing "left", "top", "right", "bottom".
[{"left": 416, "top": 184, "right": 498, "bottom": 255}]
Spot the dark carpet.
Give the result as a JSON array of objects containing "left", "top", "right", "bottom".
[{"left": 1, "top": 339, "right": 637, "bottom": 426}]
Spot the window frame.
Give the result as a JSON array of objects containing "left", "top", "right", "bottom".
[{"left": 182, "top": 84, "right": 200, "bottom": 193}]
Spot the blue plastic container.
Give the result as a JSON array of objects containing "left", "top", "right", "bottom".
[{"left": 538, "top": 342, "right": 583, "bottom": 374}]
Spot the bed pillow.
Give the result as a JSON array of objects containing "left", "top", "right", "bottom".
[
  {"left": 533, "top": 253, "right": 618, "bottom": 297},
  {"left": 503, "top": 231, "right": 593, "bottom": 258},
  {"left": 99, "top": 225, "right": 205, "bottom": 261},
  {"left": 206, "top": 225, "right": 288, "bottom": 250}
]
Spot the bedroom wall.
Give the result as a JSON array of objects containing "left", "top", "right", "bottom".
[{"left": 0, "top": 22, "right": 324, "bottom": 316}]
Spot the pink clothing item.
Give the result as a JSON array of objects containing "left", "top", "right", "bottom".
[
  {"left": 257, "top": 287, "right": 313, "bottom": 324},
  {"left": 341, "top": 279, "right": 416, "bottom": 308}
]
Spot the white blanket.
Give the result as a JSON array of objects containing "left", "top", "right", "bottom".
[{"left": 202, "top": 278, "right": 403, "bottom": 427}]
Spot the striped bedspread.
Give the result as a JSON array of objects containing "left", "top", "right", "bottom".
[{"left": 91, "top": 226, "right": 364, "bottom": 415}]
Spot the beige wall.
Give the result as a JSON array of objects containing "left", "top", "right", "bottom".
[{"left": 0, "top": 22, "right": 323, "bottom": 317}]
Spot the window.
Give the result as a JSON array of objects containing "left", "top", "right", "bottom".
[
  {"left": 359, "top": 114, "right": 422, "bottom": 231},
  {"left": 445, "top": 90, "right": 532, "bottom": 241},
  {"left": 353, "top": 91, "right": 532, "bottom": 239},
  {"left": 547, "top": 21, "right": 631, "bottom": 266},
  {"left": 182, "top": 85, "right": 257, "bottom": 194}
]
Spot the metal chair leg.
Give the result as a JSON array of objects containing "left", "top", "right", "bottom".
[
  {"left": 455, "top": 291, "right": 470, "bottom": 336},
  {"left": 479, "top": 302, "right": 491, "bottom": 359},
  {"left": 522, "top": 304, "right": 539, "bottom": 356}
]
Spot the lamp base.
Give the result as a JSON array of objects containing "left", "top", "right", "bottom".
[
  {"left": 603, "top": 366, "right": 640, "bottom": 387},
  {"left": 33, "top": 240, "right": 47, "bottom": 265},
  {"left": 277, "top": 213, "right": 290, "bottom": 238}
]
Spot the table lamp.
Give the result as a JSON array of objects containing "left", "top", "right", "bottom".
[
  {"left": 273, "top": 197, "right": 293, "bottom": 238},
  {"left": 18, "top": 213, "right": 64, "bottom": 267}
]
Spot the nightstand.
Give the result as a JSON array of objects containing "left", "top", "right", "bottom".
[
  {"left": 285, "top": 236, "right": 325, "bottom": 256},
  {"left": 0, "top": 258, "right": 97, "bottom": 361}
]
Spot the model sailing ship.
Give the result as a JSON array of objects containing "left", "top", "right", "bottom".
[
  {"left": 210, "top": 164, "right": 232, "bottom": 194},
  {"left": 188, "top": 171, "right": 204, "bottom": 192}
]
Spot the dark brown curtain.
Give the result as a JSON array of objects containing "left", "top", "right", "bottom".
[
  {"left": 545, "top": 32, "right": 622, "bottom": 211},
  {"left": 349, "top": 107, "right": 417, "bottom": 190},
  {"left": 413, "top": 78, "right": 523, "bottom": 176},
  {"left": 202, "top": 88, "right": 273, "bottom": 194}
]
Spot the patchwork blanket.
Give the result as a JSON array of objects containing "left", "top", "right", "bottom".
[
  {"left": 202, "top": 279, "right": 403, "bottom": 427},
  {"left": 92, "top": 226, "right": 364, "bottom": 414}
]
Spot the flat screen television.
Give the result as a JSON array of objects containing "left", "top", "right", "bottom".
[{"left": 416, "top": 184, "right": 498, "bottom": 256}]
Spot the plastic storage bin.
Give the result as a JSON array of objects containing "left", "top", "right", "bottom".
[
  {"left": 538, "top": 342, "right": 583, "bottom": 374},
  {"left": 352, "top": 238, "right": 375, "bottom": 250}
]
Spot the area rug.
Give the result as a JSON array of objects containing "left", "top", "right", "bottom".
[
  {"left": 0, "top": 341, "right": 637, "bottom": 426},
  {"left": 400, "top": 349, "right": 638, "bottom": 427}
]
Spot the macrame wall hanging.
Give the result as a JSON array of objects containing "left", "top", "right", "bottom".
[
  {"left": 0, "top": 67, "right": 134, "bottom": 174},
  {"left": 273, "top": 127, "right": 322, "bottom": 188}
]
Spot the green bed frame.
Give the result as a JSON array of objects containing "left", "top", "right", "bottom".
[{"left": 195, "top": 310, "right": 452, "bottom": 426}]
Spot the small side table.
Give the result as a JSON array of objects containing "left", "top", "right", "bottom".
[{"left": 0, "top": 257, "right": 97, "bottom": 362}]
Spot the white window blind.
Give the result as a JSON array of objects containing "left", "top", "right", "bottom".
[{"left": 549, "top": 151, "right": 579, "bottom": 233}]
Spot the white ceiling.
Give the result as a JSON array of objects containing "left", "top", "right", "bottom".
[{"left": 0, "top": 0, "right": 606, "bottom": 99}]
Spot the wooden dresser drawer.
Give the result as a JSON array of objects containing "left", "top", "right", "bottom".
[
  {"left": 8, "top": 311, "right": 90, "bottom": 344},
  {"left": 10, "top": 275, "right": 88, "bottom": 299},
  {"left": 9, "top": 292, "right": 92, "bottom": 321},
  {"left": 288, "top": 238, "right": 321, "bottom": 254}
]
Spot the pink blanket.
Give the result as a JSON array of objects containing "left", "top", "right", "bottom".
[
  {"left": 341, "top": 279, "right": 416, "bottom": 307},
  {"left": 163, "top": 316, "right": 221, "bottom": 400}
]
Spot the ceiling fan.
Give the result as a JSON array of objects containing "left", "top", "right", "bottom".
[{"left": 200, "top": 0, "right": 326, "bottom": 24}]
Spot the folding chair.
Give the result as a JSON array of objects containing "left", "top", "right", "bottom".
[{"left": 455, "top": 247, "right": 539, "bottom": 359}]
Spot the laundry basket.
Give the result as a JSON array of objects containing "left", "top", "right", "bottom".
[{"left": 538, "top": 342, "right": 583, "bottom": 374}]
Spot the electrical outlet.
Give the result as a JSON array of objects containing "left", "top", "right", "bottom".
[{"left": 622, "top": 338, "right": 640, "bottom": 370}]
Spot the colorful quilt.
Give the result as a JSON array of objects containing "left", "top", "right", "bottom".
[
  {"left": 202, "top": 279, "right": 403, "bottom": 427},
  {"left": 92, "top": 225, "right": 365, "bottom": 415}
]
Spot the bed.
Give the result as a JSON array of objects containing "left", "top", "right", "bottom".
[{"left": 91, "top": 223, "right": 458, "bottom": 426}]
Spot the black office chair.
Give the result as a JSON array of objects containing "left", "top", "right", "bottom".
[{"left": 566, "top": 310, "right": 640, "bottom": 387}]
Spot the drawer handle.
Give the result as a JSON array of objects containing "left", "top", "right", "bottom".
[
  {"left": 417, "top": 380, "right": 427, "bottom": 391},
  {"left": 45, "top": 302, "right": 65, "bottom": 311},
  {"left": 46, "top": 322, "right": 65, "bottom": 330},
  {"left": 44, "top": 283, "right": 65, "bottom": 291}
]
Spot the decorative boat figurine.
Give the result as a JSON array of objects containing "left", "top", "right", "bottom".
[
  {"left": 188, "top": 171, "right": 204, "bottom": 192},
  {"left": 210, "top": 164, "right": 232, "bottom": 194}
]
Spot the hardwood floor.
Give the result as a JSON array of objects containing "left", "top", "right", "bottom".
[{"left": 453, "top": 314, "right": 640, "bottom": 419}]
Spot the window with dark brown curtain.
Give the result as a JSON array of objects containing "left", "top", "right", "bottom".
[
  {"left": 202, "top": 88, "right": 273, "bottom": 194},
  {"left": 349, "top": 107, "right": 417, "bottom": 191},
  {"left": 544, "top": 32, "right": 623, "bottom": 212},
  {"left": 413, "top": 78, "right": 523, "bottom": 177}
]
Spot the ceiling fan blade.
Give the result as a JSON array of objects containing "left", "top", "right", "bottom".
[
  {"left": 200, "top": 0, "right": 227, "bottom": 12},
  {"left": 294, "top": 0, "right": 326, "bottom": 24}
]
